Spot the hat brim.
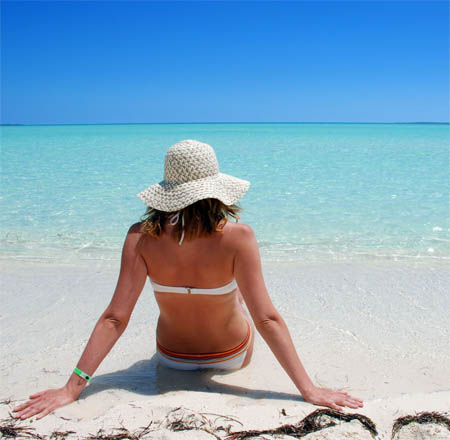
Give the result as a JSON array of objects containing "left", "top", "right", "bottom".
[{"left": 137, "top": 173, "right": 250, "bottom": 212}]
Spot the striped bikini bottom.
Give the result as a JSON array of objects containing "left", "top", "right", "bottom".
[{"left": 156, "top": 322, "right": 251, "bottom": 371}]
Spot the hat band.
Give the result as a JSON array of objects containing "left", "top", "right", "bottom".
[{"left": 162, "top": 174, "right": 220, "bottom": 188}]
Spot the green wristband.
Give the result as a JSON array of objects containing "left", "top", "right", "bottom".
[{"left": 73, "top": 367, "right": 91, "bottom": 383}]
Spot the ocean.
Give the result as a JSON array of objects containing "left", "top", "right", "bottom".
[{"left": 1, "top": 123, "right": 449, "bottom": 263}]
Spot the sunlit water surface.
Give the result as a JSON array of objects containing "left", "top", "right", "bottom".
[{"left": 1, "top": 123, "right": 449, "bottom": 263}]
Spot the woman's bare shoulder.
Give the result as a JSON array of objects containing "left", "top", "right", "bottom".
[
  {"left": 224, "top": 222, "right": 256, "bottom": 244},
  {"left": 123, "top": 223, "right": 159, "bottom": 262},
  {"left": 124, "top": 223, "right": 147, "bottom": 252},
  {"left": 128, "top": 222, "right": 144, "bottom": 235}
]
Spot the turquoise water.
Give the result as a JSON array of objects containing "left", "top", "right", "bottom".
[{"left": 1, "top": 123, "right": 449, "bottom": 262}]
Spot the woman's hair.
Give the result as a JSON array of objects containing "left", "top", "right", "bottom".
[{"left": 141, "top": 198, "right": 241, "bottom": 242}]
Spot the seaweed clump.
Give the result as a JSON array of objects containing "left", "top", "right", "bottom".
[
  {"left": 165, "top": 407, "right": 243, "bottom": 439},
  {"left": 49, "top": 432, "right": 76, "bottom": 439},
  {"left": 392, "top": 411, "right": 450, "bottom": 439},
  {"left": 0, "top": 416, "right": 42, "bottom": 439},
  {"left": 86, "top": 423, "right": 153, "bottom": 440},
  {"left": 227, "top": 408, "right": 378, "bottom": 439}
]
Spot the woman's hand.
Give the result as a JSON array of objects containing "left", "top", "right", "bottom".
[
  {"left": 303, "top": 386, "right": 363, "bottom": 410},
  {"left": 13, "top": 386, "right": 76, "bottom": 420}
]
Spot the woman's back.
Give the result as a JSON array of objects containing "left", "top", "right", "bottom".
[{"left": 137, "top": 220, "right": 251, "bottom": 353}]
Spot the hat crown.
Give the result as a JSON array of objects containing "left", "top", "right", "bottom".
[{"left": 164, "top": 140, "right": 219, "bottom": 184}]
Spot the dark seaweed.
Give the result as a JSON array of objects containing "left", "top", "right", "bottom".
[
  {"left": 227, "top": 408, "right": 378, "bottom": 439},
  {"left": 392, "top": 411, "right": 450, "bottom": 439}
]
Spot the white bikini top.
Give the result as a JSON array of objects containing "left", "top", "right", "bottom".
[{"left": 151, "top": 279, "right": 237, "bottom": 295}]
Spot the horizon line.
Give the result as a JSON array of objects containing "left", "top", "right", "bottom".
[{"left": 1, "top": 121, "right": 449, "bottom": 127}]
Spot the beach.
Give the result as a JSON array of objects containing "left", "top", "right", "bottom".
[
  {"left": 2, "top": 0, "right": 450, "bottom": 435},
  {"left": 1, "top": 257, "right": 449, "bottom": 439},
  {"left": 1, "top": 122, "right": 449, "bottom": 438}
]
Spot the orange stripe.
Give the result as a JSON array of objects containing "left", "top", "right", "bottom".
[
  {"left": 158, "top": 345, "right": 249, "bottom": 365},
  {"left": 157, "top": 322, "right": 251, "bottom": 360}
]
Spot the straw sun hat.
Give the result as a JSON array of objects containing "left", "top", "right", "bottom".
[{"left": 137, "top": 139, "right": 250, "bottom": 212}]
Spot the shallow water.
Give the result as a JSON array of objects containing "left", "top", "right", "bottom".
[{"left": 1, "top": 122, "right": 449, "bottom": 262}]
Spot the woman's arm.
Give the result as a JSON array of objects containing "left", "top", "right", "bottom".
[
  {"left": 13, "top": 224, "right": 148, "bottom": 420},
  {"left": 234, "top": 225, "right": 363, "bottom": 410}
]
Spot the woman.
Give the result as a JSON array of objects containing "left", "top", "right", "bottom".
[{"left": 14, "top": 139, "right": 363, "bottom": 420}]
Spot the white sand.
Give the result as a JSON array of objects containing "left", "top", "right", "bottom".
[{"left": 1, "top": 258, "right": 449, "bottom": 439}]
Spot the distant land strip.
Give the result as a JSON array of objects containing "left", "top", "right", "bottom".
[{"left": 1, "top": 121, "right": 449, "bottom": 127}]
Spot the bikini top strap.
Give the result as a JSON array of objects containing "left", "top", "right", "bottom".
[{"left": 169, "top": 212, "right": 185, "bottom": 245}]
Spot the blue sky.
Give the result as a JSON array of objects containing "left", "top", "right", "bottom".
[{"left": 1, "top": 1, "right": 449, "bottom": 124}]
